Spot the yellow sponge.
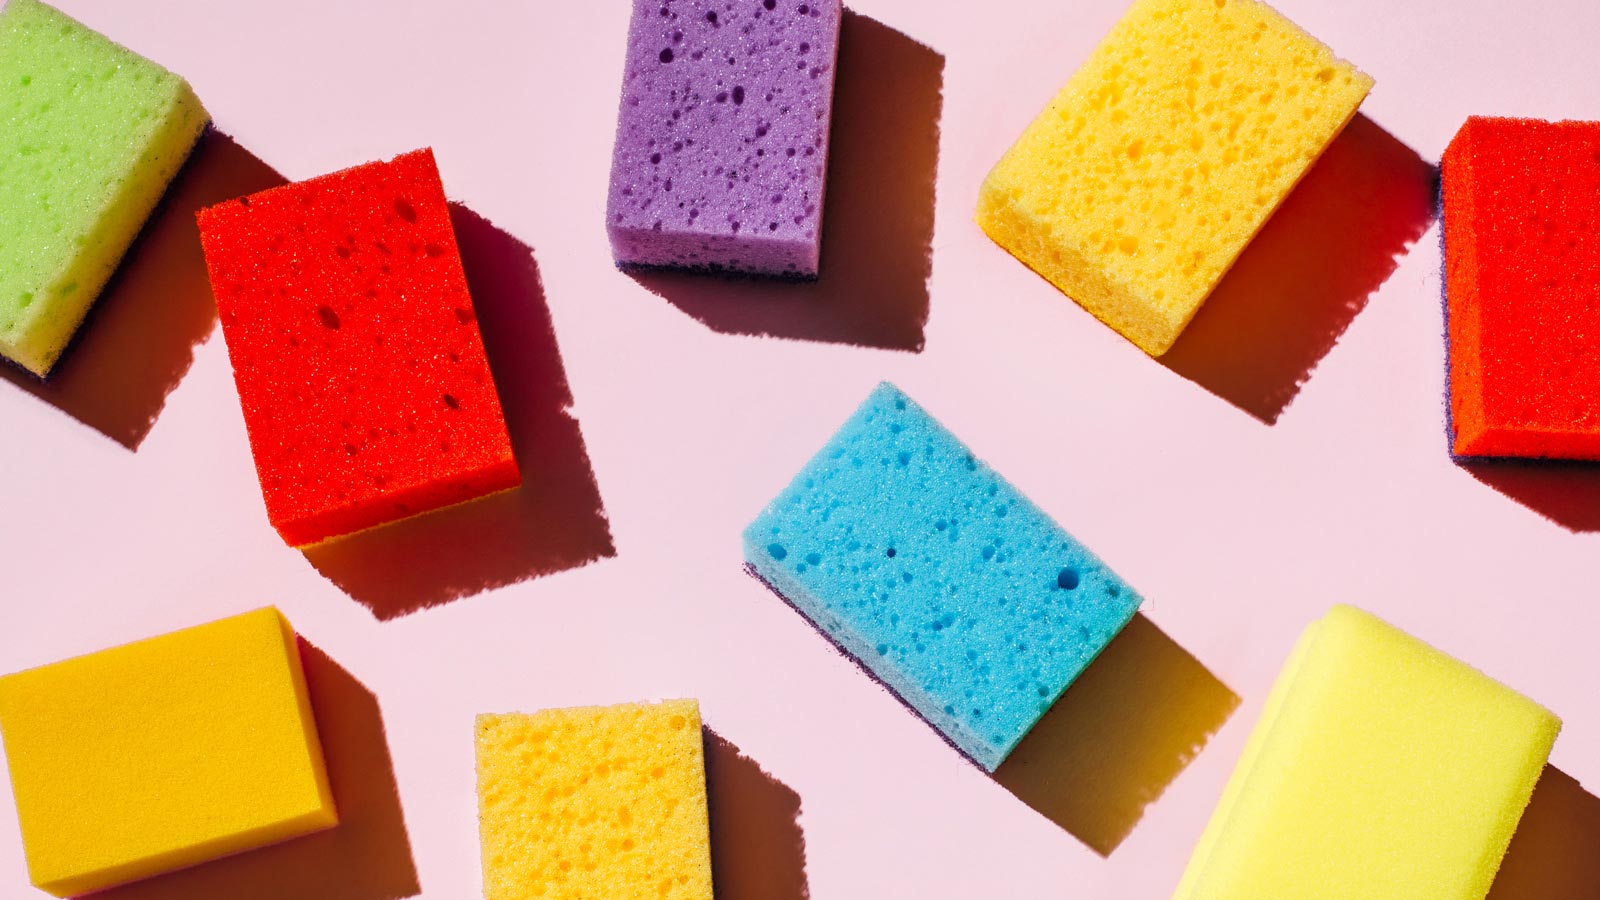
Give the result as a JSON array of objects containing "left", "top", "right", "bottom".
[
  {"left": 977, "top": 0, "right": 1372, "bottom": 355},
  {"left": 476, "top": 700, "right": 713, "bottom": 900},
  {"left": 1174, "top": 605, "right": 1560, "bottom": 900},
  {"left": 0, "top": 608, "right": 336, "bottom": 897}
]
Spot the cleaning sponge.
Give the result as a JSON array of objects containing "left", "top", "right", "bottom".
[
  {"left": 197, "top": 149, "right": 520, "bottom": 547},
  {"left": 0, "top": 0, "right": 209, "bottom": 376},
  {"left": 1174, "top": 605, "right": 1560, "bottom": 900},
  {"left": 476, "top": 700, "right": 713, "bottom": 900},
  {"left": 0, "top": 608, "right": 336, "bottom": 898},
  {"left": 1443, "top": 117, "right": 1600, "bottom": 460},
  {"left": 977, "top": 0, "right": 1371, "bottom": 356},
  {"left": 744, "top": 383, "right": 1143, "bottom": 771},
  {"left": 607, "top": 0, "right": 842, "bottom": 277}
]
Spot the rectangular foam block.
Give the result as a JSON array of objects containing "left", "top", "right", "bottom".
[
  {"left": 606, "top": 0, "right": 842, "bottom": 278},
  {"left": 476, "top": 700, "right": 713, "bottom": 900},
  {"left": 977, "top": 0, "right": 1371, "bottom": 356},
  {"left": 1174, "top": 605, "right": 1560, "bottom": 900},
  {"left": 1443, "top": 117, "right": 1600, "bottom": 461},
  {"left": 0, "top": 608, "right": 336, "bottom": 897},
  {"left": 744, "top": 383, "right": 1143, "bottom": 771},
  {"left": 197, "top": 149, "right": 520, "bottom": 547},
  {"left": 0, "top": 0, "right": 208, "bottom": 376}
]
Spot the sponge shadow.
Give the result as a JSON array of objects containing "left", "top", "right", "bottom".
[
  {"left": 1487, "top": 766, "right": 1600, "bottom": 900},
  {"left": 0, "top": 128, "right": 285, "bottom": 449},
  {"left": 993, "top": 613, "right": 1239, "bottom": 856},
  {"left": 1159, "top": 115, "right": 1437, "bottom": 424},
  {"left": 97, "top": 642, "right": 419, "bottom": 900},
  {"left": 627, "top": 10, "right": 942, "bottom": 353},
  {"left": 1459, "top": 461, "right": 1600, "bottom": 534},
  {"left": 303, "top": 206, "right": 615, "bottom": 620},
  {"left": 703, "top": 728, "right": 810, "bottom": 900}
]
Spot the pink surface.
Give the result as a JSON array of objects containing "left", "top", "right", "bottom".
[{"left": 1, "top": 1, "right": 1596, "bottom": 898}]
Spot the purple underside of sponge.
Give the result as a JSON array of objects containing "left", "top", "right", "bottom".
[{"left": 606, "top": 0, "right": 842, "bottom": 278}]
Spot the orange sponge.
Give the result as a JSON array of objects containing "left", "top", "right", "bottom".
[
  {"left": 1443, "top": 116, "right": 1600, "bottom": 460},
  {"left": 0, "top": 609, "right": 336, "bottom": 897}
]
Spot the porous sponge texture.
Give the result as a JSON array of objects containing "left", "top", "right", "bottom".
[
  {"left": 744, "top": 383, "right": 1143, "bottom": 771},
  {"left": 197, "top": 148, "right": 520, "bottom": 547},
  {"left": 607, "top": 0, "right": 842, "bottom": 277},
  {"left": 1443, "top": 117, "right": 1600, "bottom": 461},
  {"left": 0, "top": 608, "right": 336, "bottom": 898},
  {"left": 476, "top": 700, "right": 713, "bottom": 900},
  {"left": 1174, "top": 605, "right": 1560, "bottom": 900},
  {"left": 0, "top": 0, "right": 208, "bottom": 376},
  {"left": 977, "top": 0, "right": 1371, "bottom": 356}
]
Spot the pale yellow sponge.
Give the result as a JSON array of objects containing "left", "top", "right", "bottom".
[
  {"left": 978, "top": 0, "right": 1372, "bottom": 355},
  {"left": 1174, "top": 605, "right": 1560, "bottom": 900},
  {"left": 0, "top": 608, "right": 336, "bottom": 897},
  {"left": 476, "top": 700, "right": 714, "bottom": 900}
]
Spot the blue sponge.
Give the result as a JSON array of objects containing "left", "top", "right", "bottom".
[{"left": 743, "top": 383, "right": 1143, "bottom": 771}]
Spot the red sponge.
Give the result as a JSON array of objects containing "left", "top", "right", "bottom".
[
  {"left": 198, "top": 148, "right": 519, "bottom": 547},
  {"left": 1443, "top": 117, "right": 1600, "bottom": 461}
]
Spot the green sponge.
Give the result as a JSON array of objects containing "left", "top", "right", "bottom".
[{"left": 0, "top": 0, "right": 208, "bottom": 377}]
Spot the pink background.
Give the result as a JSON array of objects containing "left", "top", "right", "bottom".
[{"left": 2, "top": 0, "right": 1597, "bottom": 897}]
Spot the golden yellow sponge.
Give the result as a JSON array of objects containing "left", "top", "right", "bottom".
[
  {"left": 978, "top": 0, "right": 1372, "bottom": 355},
  {"left": 476, "top": 700, "right": 713, "bottom": 900},
  {"left": 0, "top": 608, "right": 336, "bottom": 897},
  {"left": 1174, "top": 605, "right": 1560, "bottom": 900}
]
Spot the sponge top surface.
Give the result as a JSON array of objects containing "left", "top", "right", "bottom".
[
  {"left": 1443, "top": 116, "right": 1600, "bottom": 459},
  {"left": 0, "top": 608, "right": 335, "bottom": 895},
  {"left": 744, "top": 383, "right": 1143, "bottom": 770},
  {"left": 476, "top": 700, "right": 713, "bottom": 900},
  {"left": 978, "top": 0, "right": 1371, "bottom": 355},
  {"left": 606, "top": 0, "right": 841, "bottom": 272},
  {"left": 197, "top": 148, "right": 517, "bottom": 546},
  {"left": 0, "top": 0, "right": 197, "bottom": 357},
  {"left": 1175, "top": 605, "right": 1560, "bottom": 900}
]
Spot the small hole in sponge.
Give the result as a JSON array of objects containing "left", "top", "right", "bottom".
[
  {"left": 885, "top": 547, "right": 897, "bottom": 558},
  {"left": 443, "top": 393, "right": 460, "bottom": 410},
  {"left": 316, "top": 306, "right": 342, "bottom": 329},
  {"left": 395, "top": 198, "right": 418, "bottom": 223},
  {"left": 660, "top": 47, "right": 675, "bottom": 63},
  {"left": 1057, "top": 568, "right": 1080, "bottom": 590},
  {"left": 768, "top": 543, "right": 788, "bottom": 561}
]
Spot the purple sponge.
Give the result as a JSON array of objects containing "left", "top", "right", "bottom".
[{"left": 606, "top": 0, "right": 842, "bottom": 279}]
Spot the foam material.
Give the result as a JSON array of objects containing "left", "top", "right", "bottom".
[
  {"left": 977, "top": 0, "right": 1371, "bottom": 356},
  {"left": 476, "top": 700, "right": 713, "bottom": 900},
  {"left": 744, "top": 383, "right": 1143, "bottom": 771},
  {"left": 1174, "top": 605, "right": 1560, "bottom": 900},
  {"left": 606, "top": 0, "right": 842, "bottom": 278},
  {"left": 0, "top": 0, "right": 208, "bottom": 376},
  {"left": 0, "top": 608, "right": 336, "bottom": 897},
  {"left": 1443, "top": 117, "right": 1600, "bottom": 460},
  {"left": 197, "top": 149, "right": 520, "bottom": 547}
]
